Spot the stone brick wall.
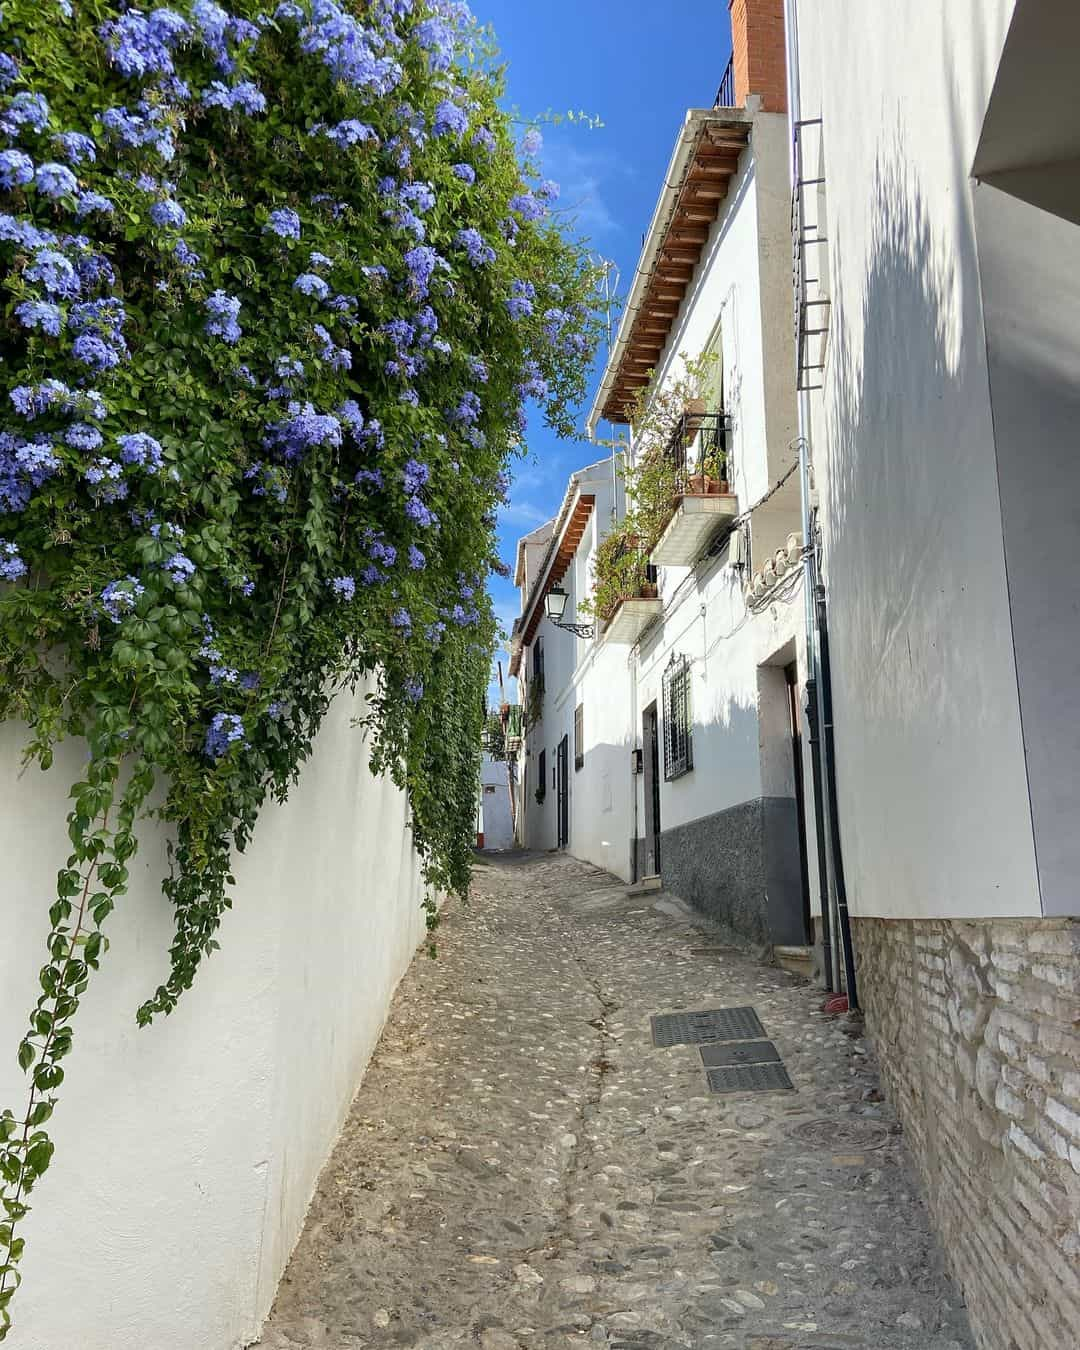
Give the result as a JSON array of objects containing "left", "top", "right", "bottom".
[
  {"left": 729, "top": 0, "right": 788, "bottom": 113},
  {"left": 853, "top": 917, "right": 1080, "bottom": 1350}
]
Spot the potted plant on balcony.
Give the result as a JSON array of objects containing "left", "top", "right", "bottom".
[{"left": 584, "top": 521, "right": 655, "bottom": 624}]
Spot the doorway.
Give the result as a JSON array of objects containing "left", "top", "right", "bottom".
[
  {"left": 642, "top": 702, "right": 662, "bottom": 876},
  {"left": 785, "top": 662, "right": 814, "bottom": 941},
  {"left": 556, "top": 734, "right": 569, "bottom": 848}
]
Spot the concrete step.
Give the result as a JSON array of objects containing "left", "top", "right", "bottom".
[
  {"left": 774, "top": 945, "right": 815, "bottom": 979},
  {"left": 625, "top": 874, "right": 663, "bottom": 897}
]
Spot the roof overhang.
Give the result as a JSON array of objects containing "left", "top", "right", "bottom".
[
  {"left": 586, "top": 107, "right": 752, "bottom": 434},
  {"left": 508, "top": 486, "right": 596, "bottom": 677}
]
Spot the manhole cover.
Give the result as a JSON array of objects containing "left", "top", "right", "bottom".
[
  {"left": 700, "top": 1039, "right": 780, "bottom": 1068},
  {"left": 707, "top": 1062, "right": 795, "bottom": 1094},
  {"left": 651, "top": 1006, "right": 766, "bottom": 1047},
  {"left": 790, "top": 1118, "right": 891, "bottom": 1150}
]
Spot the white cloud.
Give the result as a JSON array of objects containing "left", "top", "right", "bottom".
[{"left": 542, "top": 137, "right": 627, "bottom": 240}]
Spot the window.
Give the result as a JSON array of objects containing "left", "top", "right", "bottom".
[
  {"left": 483, "top": 784, "right": 496, "bottom": 795},
  {"left": 574, "top": 703, "right": 584, "bottom": 771},
  {"left": 662, "top": 652, "right": 694, "bottom": 780},
  {"left": 532, "top": 636, "right": 544, "bottom": 684},
  {"left": 536, "top": 749, "right": 546, "bottom": 802}
]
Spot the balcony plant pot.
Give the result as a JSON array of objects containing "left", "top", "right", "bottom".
[
  {"left": 687, "top": 472, "right": 707, "bottom": 494},
  {"left": 684, "top": 397, "right": 707, "bottom": 434},
  {"left": 705, "top": 475, "right": 731, "bottom": 495},
  {"left": 639, "top": 581, "right": 659, "bottom": 600}
]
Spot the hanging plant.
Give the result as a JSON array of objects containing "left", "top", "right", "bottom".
[{"left": 0, "top": 0, "right": 602, "bottom": 1333}]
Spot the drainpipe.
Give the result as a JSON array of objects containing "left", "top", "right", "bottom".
[{"left": 784, "top": 0, "right": 858, "bottom": 1004}]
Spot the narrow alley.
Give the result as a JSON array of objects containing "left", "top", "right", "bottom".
[{"left": 259, "top": 854, "right": 973, "bottom": 1350}]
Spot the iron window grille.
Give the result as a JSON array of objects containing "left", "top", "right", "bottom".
[
  {"left": 574, "top": 703, "right": 584, "bottom": 771},
  {"left": 662, "top": 652, "right": 694, "bottom": 781}
]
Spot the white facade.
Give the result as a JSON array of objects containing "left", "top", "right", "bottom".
[
  {"left": 515, "top": 101, "right": 817, "bottom": 946},
  {"left": 787, "top": 0, "right": 1080, "bottom": 921},
  {"left": 479, "top": 751, "right": 514, "bottom": 850},
  {"left": 0, "top": 679, "right": 430, "bottom": 1350}
]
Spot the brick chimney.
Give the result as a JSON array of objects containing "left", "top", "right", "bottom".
[{"left": 729, "top": 0, "right": 788, "bottom": 113}]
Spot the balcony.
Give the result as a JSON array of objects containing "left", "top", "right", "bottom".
[
  {"left": 650, "top": 409, "right": 739, "bottom": 567},
  {"left": 603, "top": 593, "right": 663, "bottom": 645}
]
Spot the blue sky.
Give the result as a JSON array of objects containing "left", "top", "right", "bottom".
[{"left": 479, "top": 1, "right": 734, "bottom": 702}]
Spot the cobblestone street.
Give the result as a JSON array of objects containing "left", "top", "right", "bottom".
[{"left": 259, "top": 853, "right": 974, "bottom": 1350}]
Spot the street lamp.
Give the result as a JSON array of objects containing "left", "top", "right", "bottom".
[{"left": 544, "top": 585, "right": 594, "bottom": 639}]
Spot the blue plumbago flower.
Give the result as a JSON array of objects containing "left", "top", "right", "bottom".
[
  {"left": 360, "top": 564, "right": 383, "bottom": 586},
  {"left": 433, "top": 99, "right": 467, "bottom": 138},
  {"left": 309, "top": 251, "right": 333, "bottom": 270},
  {"left": 312, "top": 323, "right": 351, "bottom": 371},
  {"left": 239, "top": 577, "right": 255, "bottom": 598},
  {"left": 244, "top": 460, "right": 288, "bottom": 503},
  {"left": 337, "top": 399, "right": 363, "bottom": 435},
  {"left": 265, "top": 206, "right": 301, "bottom": 240},
  {"left": 390, "top": 607, "right": 412, "bottom": 634},
  {"left": 466, "top": 355, "right": 489, "bottom": 383},
  {"left": 101, "top": 576, "right": 144, "bottom": 623},
  {"left": 118, "top": 432, "right": 164, "bottom": 470},
  {"left": 205, "top": 289, "right": 242, "bottom": 342},
  {"left": 297, "top": 0, "right": 403, "bottom": 97},
  {"left": 539, "top": 178, "right": 561, "bottom": 202},
  {"left": 3, "top": 91, "right": 50, "bottom": 134},
  {"left": 404, "top": 677, "right": 423, "bottom": 703},
  {"left": 34, "top": 162, "right": 79, "bottom": 199},
  {"left": 0, "top": 149, "right": 35, "bottom": 190},
  {"left": 267, "top": 698, "right": 287, "bottom": 720},
  {"left": 405, "top": 495, "right": 434, "bottom": 527},
  {"left": 362, "top": 263, "right": 389, "bottom": 282},
  {"left": 275, "top": 2, "right": 304, "bottom": 20},
  {"left": 322, "top": 119, "right": 375, "bottom": 148},
  {"left": 363, "top": 530, "right": 396, "bottom": 567},
  {"left": 472, "top": 125, "right": 496, "bottom": 153},
  {"left": 452, "top": 162, "right": 475, "bottom": 184},
  {"left": 209, "top": 663, "right": 239, "bottom": 685},
  {"left": 73, "top": 333, "right": 123, "bottom": 371},
  {"left": 403, "top": 244, "right": 447, "bottom": 297},
  {"left": 403, "top": 457, "right": 430, "bottom": 493},
  {"left": 164, "top": 552, "right": 196, "bottom": 585},
  {"left": 84, "top": 456, "right": 128, "bottom": 502},
  {"left": 330, "top": 575, "right": 356, "bottom": 600},
  {"left": 0, "top": 432, "right": 60, "bottom": 511},
  {"left": 0, "top": 213, "right": 54, "bottom": 248},
  {"left": 15, "top": 300, "right": 63, "bottom": 336},
  {"left": 519, "top": 359, "right": 549, "bottom": 401},
  {"left": 450, "top": 603, "right": 469, "bottom": 624},
  {"left": 205, "top": 712, "right": 246, "bottom": 759},
  {"left": 415, "top": 16, "right": 453, "bottom": 70},
  {"left": 400, "top": 181, "right": 436, "bottom": 213},
  {"left": 99, "top": 8, "right": 190, "bottom": 78},
  {"left": 0, "top": 54, "right": 19, "bottom": 90},
  {"left": 191, "top": 0, "right": 232, "bottom": 68},
  {"left": 100, "top": 104, "right": 176, "bottom": 160},
  {"left": 274, "top": 355, "right": 305, "bottom": 382},
  {"left": 329, "top": 292, "right": 359, "bottom": 315},
  {"left": 26, "top": 248, "right": 80, "bottom": 298},
  {"left": 452, "top": 390, "right": 482, "bottom": 425},
  {"left": 76, "top": 191, "right": 115, "bottom": 217},
  {"left": 509, "top": 191, "right": 545, "bottom": 222},
  {"left": 150, "top": 198, "right": 187, "bottom": 228},
  {"left": 263, "top": 401, "right": 342, "bottom": 460},
  {"left": 455, "top": 227, "right": 495, "bottom": 267},
  {"left": 522, "top": 127, "right": 543, "bottom": 155},
  {"left": 425, "top": 620, "right": 446, "bottom": 643},
  {"left": 0, "top": 539, "right": 27, "bottom": 582},
  {"left": 64, "top": 423, "right": 104, "bottom": 451},
  {"left": 408, "top": 545, "right": 426, "bottom": 571},
  {"left": 10, "top": 379, "right": 72, "bottom": 419},
  {"left": 202, "top": 80, "right": 267, "bottom": 114},
  {"left": 293, "top": 272, "right": 330, "bottom": 300},
  {"left": 354, "top": 467, "right": 383, "bottom": 491},
  {"left": 52, "top": 131, "right": 96, "bottom": 165},
  {"left": 506, "top": 278, "right": 535, "bottom": 320}
]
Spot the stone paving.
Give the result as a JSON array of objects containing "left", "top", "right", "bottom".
[{"left": 258, "top": 852, "right": 975, "bottom": 1350}]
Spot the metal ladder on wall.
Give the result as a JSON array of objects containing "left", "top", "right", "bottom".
[{"left": 791, "top": 118, "right": 831, "bottom": 392}]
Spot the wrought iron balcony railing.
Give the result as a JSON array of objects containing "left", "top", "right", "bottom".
[
  {"left": 715, "top": 54, "right": 736, "bottom": 109},
  {"left": 664, "top": 409, "right": 732, "bottom": 496}
]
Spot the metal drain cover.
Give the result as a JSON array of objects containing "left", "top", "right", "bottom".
[
  {"left": 700, "top": 1040, "right": 780, "bottom": 1068},
  {"left": 790, "top": 1117, "right": 891, "bottom": 1150},
  {"left": 707, "top": 1062, "right": 794, "bottom": 1094},
  {"left": 651, "top": 1006, "right": 766, "bottom": 1047}
]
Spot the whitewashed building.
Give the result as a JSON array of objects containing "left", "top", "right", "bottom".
[
  {"left": 783, "top": 2, "right": 1080, "bottom": 1347},
  {"left": 513, "top": 3, "right": 1080, "bottom": 1347}
]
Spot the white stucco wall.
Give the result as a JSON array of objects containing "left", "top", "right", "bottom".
[
  {"left": 479, "top": 752, "right": 515, "bottom": 851},
  {"left": 789, "top": 0, "right": 1042, "bottom": 920},
  {"left": 0, "top": 680, "right": 429, "bottom": 1350}
]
